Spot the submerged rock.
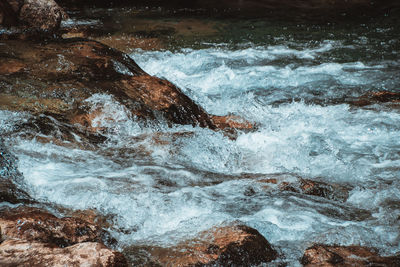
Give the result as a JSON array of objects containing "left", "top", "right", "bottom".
[
  {"left": 301, "top": 244, "right": 400, "bottom": 266},
  {"left": 258, "top": 176, "right": 350, "bottom": 202},
  {"left": 124, "top": 224, "right": 277, "bottom": 266},
  {"left": 352, "top": 91, "right": 400, "bottom": 107},
  {"left": 0, "top": 240, "right": 127, "bottom": 266},
  {"left": 0, "top": 206, "right": 107, "bottom": 247}
]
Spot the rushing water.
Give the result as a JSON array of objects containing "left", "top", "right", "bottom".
[{"left": 2, "top": 12, "right": 400, "bottom": 266}]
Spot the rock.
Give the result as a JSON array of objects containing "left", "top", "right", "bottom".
[
  {"left": 0, "top": 59, "right": 26, "bottom": 75},
  {"left": 211, "top": 115, "right": 254, "bottom": 131},
  {"left": 352, "top": 91, "right": 400, "bottom": 107},
  {"left": 0, "top": 205, "right": 127, "bottom": 266},
  {"left": 258, "top": 176, "right": 350, "bottom": 202},
  {"left": 0, "top": 206, "right": 107, "bottom": 247},
  {"left": 0, "top": 0, "right": 19, "bottom": 27},
  {"left": 0, "top": 0, "right": 64, "bottom": 32},
  {"left": 301, "top": 244, "right": 400, "bottom": 267},
  {"left": 0, "top": 138, "right": 21, "bottom": 180},
  {"left": 0, "top": 139, "right": 33, "bottom": 204},
  {"left": 16, "top": 114, "right": 107, "bottom": 149},
  {"left": 124, "top": 224, "right": 277, "bottom": 266},
  {"left": 0, "top": 239, "right": 127, "bottom": 266},
  {"left": 0, "top": 38, "right": 252, "bottom": 134},
  {"left": 120, "top": 74, "right": 214, "bottom": 127},
  {"left": 0, "top": 179, "right": 32, "bottom": 204}
]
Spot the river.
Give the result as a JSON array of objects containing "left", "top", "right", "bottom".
[{"left": 1, "top": 7, "right": 400, "bottom": 266}]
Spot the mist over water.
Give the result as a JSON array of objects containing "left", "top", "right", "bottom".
[{"left": 2, "top": 15, "right": 400, "bottom": 265}]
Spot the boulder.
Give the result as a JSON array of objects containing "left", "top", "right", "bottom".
[
  {"left": 0, "top": 240, "right": 127, "bottom": 266},
  {"left": 301, "top": 244, "right": 400, "bottom": 266},
  {"left": 124, "top": 224, "right": 277, "bottom": 266},
  {"left": 0, "top": 0, "right": 64, "bottom": 32},
  {"left": 0, "top": 38, "right": 253, "bottom": 135},
  {"left": 0, "top": 206, "right": 107, "bottom": 247}
]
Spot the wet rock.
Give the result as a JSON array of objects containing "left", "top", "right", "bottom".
[
  {"left": 301, "top": 244, "right": 400, "bottom": 266},
  {"left": 0, "top": 38, "right": 249, "bottom": 134},
  {"left": 124, "top": 224, "right": 277, "bottom": 266},
  {"left": 120, "top": 75, "right": 214, "bottom": 128},
  {"left": 352, "top": 91, "right": 400, "bottom": 107},
  {"left": 259, "top": 176, "right": 350, "bottom": 202},
  {"left": 0, "top": 59, "right": 25, "bottom": 75},
  {"left": 0, "top": 239, "right": 127, "bottom": 266},
  {"left": 211, "top": 115, "right": 254, "bottom": 131},
  {"left": 19, "top": 0, "right": 63, "bottom": 32},
  {"left": 0, "top": 139, "right": 33, "bottom": 204},
  {"left": 0, "top": 206, "right": 107, "bottom": 247},
  {"left": 0, "top": 179, "right": 32, "bottom": 204},
  {"left": 13, "top": 114, "right": 107, "bottom": 149},
  {"left": 0, "top": 0, "right": 64, "bottom": 32},
  {"left": 0, "top": 139, "right": 21, "bottom": 180}
]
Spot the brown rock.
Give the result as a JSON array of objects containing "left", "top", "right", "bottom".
[
  {"left": 120, "top": 75, "right": 214, "bottom": 127},
  {"left": 301, "top": 244, "right": 400, "bottom": 267},
  {"left": 0, "top": 59, "right": 25, "bottom": 75},
  {"left": 0, "top": 206, "right": 105, "bottom": 247},
  {"left": 0, "top": 239, "right": 127, "bottom": 267},
  {"left": 19, "top": 0, "right": 63, "bottom": 32},
  {"left": 125, "top": 224, "right": 277, "bottom": 266},
  {"left": 259, "top": 176, "right": 350, "bottom": 202},
  {"left": 0, "top": 38, "right": 248, "bottom": 134},
  {"left": 352, "top": 91, "right": 400, "bottom": 107},
  {"left": 15, "top": 114, "right": 107, "bottom": 149},
  {"left": 211, "top": 115, "right": 254, "bottom": 131}
]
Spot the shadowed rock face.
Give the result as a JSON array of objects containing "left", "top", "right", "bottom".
[
  {"left": 0, "top": 240, "right": 127, "bottom": 267},
  {"left": 124, "top": 224, "right": 277, "bottom": 266},
  {"left": 301, "top": 244, "right": 400, "bottom": 266}
]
